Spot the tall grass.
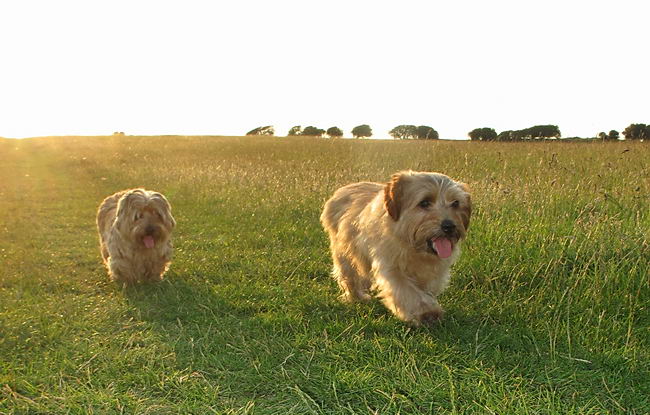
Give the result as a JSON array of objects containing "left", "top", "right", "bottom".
[{"left": 0, "top": 136, "right": 648, "bottom": 414}]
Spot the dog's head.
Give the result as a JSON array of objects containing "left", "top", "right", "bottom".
[
  {"left": 114, "top": 189, "right": 175, "bottom": 249},
  {"left": 384, "top": 171, "right": 471, "bottom": 258}
]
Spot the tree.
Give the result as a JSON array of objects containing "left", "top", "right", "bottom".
[
  {"left": 301, "top": 126, "right": 325, "bottom": 137},
  {"left": 288, "top": 126, "right": 302, "bottom": 136},
  {"left": 597, "top": 130, "right": 619, "bottom": 141},
  {"left": 537, "top": 125, "right": 561, "bottom": 139},
  {"left": 326, "top": 126, "right": 343, "bottom": 138},
  {"left": 416, "top": 125, "right": 439, "bottom": 140},
  {"left": 496, "top": 125, "right": 561, "bottom": 140},
  {"left": 520, "top": 125, "right": 561, "bottom": 139},
  {"left": 496, "top": 130, "right": 515, "bottom": 141},
  {"left": 246, "top": 126, "right": 274, "bottom": 136},
  {"left": 389, "top": 125, "right": 418, "bottom": 139},
  {"left": 351, "top": 124, "right": 372, "bottom": 138},
  {"left": 622, "top": 123, "right": 649, "bottom": 140},
  {"left": 468, "top": 127, "right": 497, "bottom": 141}
]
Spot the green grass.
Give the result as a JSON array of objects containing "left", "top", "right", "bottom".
[{"left": 0, "top": 136, "right": 648, "bottom": 414}]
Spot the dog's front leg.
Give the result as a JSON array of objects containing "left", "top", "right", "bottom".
[{"left": 374, "top": 266, "right": 443, "bottom": 326}]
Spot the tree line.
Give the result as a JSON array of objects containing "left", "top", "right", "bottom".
[
  {"left": 469, "top": 125, "right": 561, "bottom": 141},
  {"left": 246, "top": 124, "right": 437, "bottom": 139},
  {"left": 247, "top": 125, "right": 373, "bottom": 138},
  {"left": 620, "top": 123, "right": 650, "bottom": 140},
  {"left": 388, "top": 125, "right": 439, "bottom": 140},
  {"left": 470, "top": 123, "right": 649, "bottom": 141},
  {"left": 246, "top": 122, "right": 650, "bottom": 140}
]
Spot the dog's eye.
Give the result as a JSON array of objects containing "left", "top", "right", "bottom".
[
  {"left": 451, "top": 200, "right": 460, "bottom": 208},
  {"left": 418, "top": 200, "right": 432, "bottom": 209}
]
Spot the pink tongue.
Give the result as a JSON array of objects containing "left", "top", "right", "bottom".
[
  {"left": 434, "top": 238, "right": 453, "bottom": 258},
  {"left": 143, "top": 235, "right": 155, "bottom": 249}
]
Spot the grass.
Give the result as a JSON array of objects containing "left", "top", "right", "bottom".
[{"left": 0, "top": 135, "right": 648, "bottom": 414}]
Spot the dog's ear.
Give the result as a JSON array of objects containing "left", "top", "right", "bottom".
[
  {"left": 458, "top": 182, "right": 472, "bottom": 231},
  {"left": 384, "top": 173, "right": 406, "bottom": 221},
  {"left": 166, "top": 209, "right": 176, "bottom": 229},
  {"left": 115, "top": 189, "right": 144, "bottom": 227},
  {"left": 152, "top": 193, "right": 176, "bottom": 229},
  {"left": 115, "top": 190, "right": 141, "bottom": 224}
]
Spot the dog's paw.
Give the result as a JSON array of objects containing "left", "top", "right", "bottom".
[
  {"left": 340, "top": 291, "right": 371, "bottom": 303},
  {"left": 356, "top": 292, "right": 372, "bottom": 303},
  {"left": 419, "top": 308, "right": 444, "bottom": 326},
  {"left": 148, "top": 274, "right": 164, "bottom": 283}
]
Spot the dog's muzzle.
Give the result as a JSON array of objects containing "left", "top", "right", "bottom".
[{"left": 426, "top": 239, "right": 436, "bottom": 254}]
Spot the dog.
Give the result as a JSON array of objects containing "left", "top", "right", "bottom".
[
  {"left": 97, "top": 189, "right": 176, "bottom": 284},
  {"left": 321, "top": 171, "right": 471, "bottom": 325}
]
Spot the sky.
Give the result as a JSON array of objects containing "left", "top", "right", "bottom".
[{"left": 1, "top": 0, "right": 648, "bottom": 139}]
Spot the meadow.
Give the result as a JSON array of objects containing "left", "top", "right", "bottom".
[{"left": 0, "top": 135, "right": 648, "bottom": 414}]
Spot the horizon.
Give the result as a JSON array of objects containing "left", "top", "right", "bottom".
[
  {"left": 1, "top": 1, "right": 648, "bottom": 140},
  {"left": 0, "top": 122, "right": 636, "bottom": 141}
]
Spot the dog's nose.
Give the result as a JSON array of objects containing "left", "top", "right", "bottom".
[
  {"left": 145, "top": 225, "right": 156, "bottom": 235},
  {"left": 441, "top": 219, "right": 456, "bottom": 235}
]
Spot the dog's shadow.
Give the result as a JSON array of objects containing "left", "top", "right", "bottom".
[
  {"left": 119, "top": 267, "right": 357, "bottom": 335},
  {"left": 120, "top": 273, "right": 239, "bottom": 326},
  {"left": 119, "top": 272, "right": 514, "bottom": 347},
  {"left": 116, "top": 272, "right": 631, "bottom": 412}
]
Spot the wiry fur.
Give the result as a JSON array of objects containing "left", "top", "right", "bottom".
[
  {"left": 97, "top": 189, "right": 176, "bottom": 284},
  {"left": 321, "top": 171, "right": 471, "bottom": 325}
]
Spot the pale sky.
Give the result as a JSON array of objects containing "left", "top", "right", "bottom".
[{"left": 1, "top": 0, "right": 648, "bottom": 139}]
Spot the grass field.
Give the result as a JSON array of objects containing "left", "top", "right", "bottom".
[{"left": 0, "top": 135, "right": 648, "bottom": 414}]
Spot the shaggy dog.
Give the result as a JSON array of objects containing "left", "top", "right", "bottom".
[
  {"left": 321, "top": 171, "right": 471, "bottom": 325},
  {"left": 97, "top": 189, "right": 176, "bottom": 284}
]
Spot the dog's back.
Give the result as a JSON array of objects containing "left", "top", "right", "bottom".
[
  {"left": 96, "top": 191, "right": 127, "bottom": 262},
  {"left": 320, "top": 181, "right": 382, "bottom": 236}
]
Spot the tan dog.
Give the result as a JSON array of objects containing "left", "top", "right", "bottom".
[
  {"left": 321, "top": 171, "right": 471, "bottom": 325},
  {"left": 97, "top": 189, "right": 176, "bottom": 284}
]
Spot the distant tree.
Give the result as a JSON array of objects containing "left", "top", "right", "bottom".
[
  {"left": 351, "top": 124, "right": 372, "bottom": 138},
  {"left": 608, "top": 130, "right": 620, "bottom": 140},
  {"left": 288, "top": 125, "right": 302, "bottom": 136},
  {"left": 597, "top": 132, "right": 608, "bottom": 141},
  {"left": 499, "top": 125, "right": 560, "bottom": 140},
  {"left": 416, "top": 125, "right": 439, "bottom": 140},
  {"left": 246, "top": 126, "right": 274, "bottom": 136},
  {"left": 326, "top": 126, "right": 343, "bottom": 138},
  {"left": 301, "top": 126, "right": 326, "bottom": 137},
  {"left": 495, "top": 130, "right": 506, "bottom": 141},
  {"left": 540, "top": 125, "right": 561, "bottom": 139},
  {"left": 468, "top": 127, "right": 497, "bottom": 141},
  {"left": 389, "top": 125, "right": 418, "bottom": 139},
  {"left": 622, "top": 123, "right": 649, "bottom": 140},
  {"left": 496, "top": 130, "right": 515, "bottom": 141},
  {"left": 523, "top": 125, "right": 561, "bottom": 139}
]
